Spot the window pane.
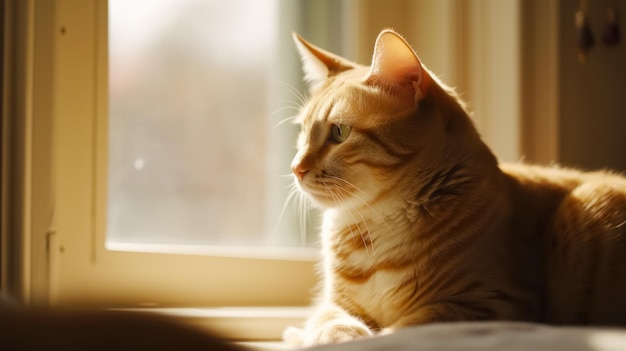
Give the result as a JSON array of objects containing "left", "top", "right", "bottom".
[{"left": 107, "top": 0, "right": 297, "bottom": 246}]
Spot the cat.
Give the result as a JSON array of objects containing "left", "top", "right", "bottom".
[{"left": 285, "top": 29, "right": 626, "bottom": 347}]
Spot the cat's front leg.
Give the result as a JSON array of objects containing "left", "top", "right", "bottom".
[{"left": 302, "top": 304, "right": 373, "bottom": 346}]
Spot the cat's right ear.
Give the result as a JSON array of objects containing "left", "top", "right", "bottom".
[{"left": 293, "top": 33, "right": 355, "bottom": 91}]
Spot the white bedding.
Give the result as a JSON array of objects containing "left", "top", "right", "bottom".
[{"left": 305, "top": 322, "right": 626, "bottom": 351}]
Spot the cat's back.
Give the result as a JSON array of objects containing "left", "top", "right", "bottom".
[
  {"left": 500, "top": 162, "right": 626, "bottom": 193},
  {"left": 501, "top": 163, "right": 626, "bottom": 325},
  {"left": 500, "top": 163, "right": 626, "bottom": 230}
]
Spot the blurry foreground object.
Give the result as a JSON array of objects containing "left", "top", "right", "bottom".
[{"left": 0, "top": 304, "right": 244, "bottom": 351}]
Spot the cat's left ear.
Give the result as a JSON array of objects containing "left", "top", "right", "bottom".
[
  {"left": 366, "top": 30, "right": 430, "bottom": 100},
  {"left": 293, "top": 33, "right": 356, "bottom": 91}
]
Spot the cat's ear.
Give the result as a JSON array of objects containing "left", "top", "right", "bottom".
[
  {"left": 293, "top": 33, "right": 355, "bottom": 91},
  {"left": 366, "top": 30, "right": 429, "bottom": 99}
]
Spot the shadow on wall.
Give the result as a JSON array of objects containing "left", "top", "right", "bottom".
[{"left": 559, "top": 0, "right": 626, "bottom": 173}]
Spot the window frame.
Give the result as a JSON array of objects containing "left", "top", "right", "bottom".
[{"left": 47, "top": 0, "right": 324, "bottom": 308}]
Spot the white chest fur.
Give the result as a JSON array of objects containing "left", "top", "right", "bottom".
[{"left": 321, "top": 206, "right": 417, "bottom": 327}]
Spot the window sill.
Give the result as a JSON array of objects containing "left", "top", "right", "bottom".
[{"left": 107, "top": 242, "right": 319, "bottom": 261}]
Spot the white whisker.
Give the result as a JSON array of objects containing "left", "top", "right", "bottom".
[
  {"left": 271, "top": 178, "right": 314, "bottom": 247},
  {"left": 324, "top": 180, "right": 372, "bottom": 255},
  {"left": 274, "top": 185, "right": 300, "bottom": 236},
  {"left": 327, "top": 176, "right": 386, "bottom": 219},
  {"left": 274, "top": 113, "right": 300, "bottom": 128},
  {"left": 331, "top": 182, "right": 374, "bottom": 255},
  {"left": 298, "top": 189, "right": 309, "bottom": 246},
  {"left": 322, "top": 181, "right": 358, "bottom": 247},
  {"left": 265, "top": 75, "right": 309, "bottom": 107},
  {"left": 327, "top": 175, "right": 395, "bottom": 241}
]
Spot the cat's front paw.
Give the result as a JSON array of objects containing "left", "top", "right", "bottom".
[
  {"left": 305, "top": 320, "right": 373, "bottom": 346},
  {"left": 282, "top": 326, "right": 305, "bottom": 347}
]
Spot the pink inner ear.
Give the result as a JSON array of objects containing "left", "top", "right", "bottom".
[{"left": 367, "top": 31, "right": 427, "bottom": 95}]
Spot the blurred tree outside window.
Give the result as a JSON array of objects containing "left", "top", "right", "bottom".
[{"left": 108, "top": 0, "right": 281, "bottom": 246}]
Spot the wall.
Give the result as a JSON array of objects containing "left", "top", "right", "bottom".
[{"left": 558, "top": 1, "right": 626, "bottom": 172}]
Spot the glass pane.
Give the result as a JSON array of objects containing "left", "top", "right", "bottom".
[{"left": 107, "top": 0, "right": 298, "bottom": 246}]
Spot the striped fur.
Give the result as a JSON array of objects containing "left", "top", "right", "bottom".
[{"left": 287, "top": 30, "right": 626, "bottom": 346}]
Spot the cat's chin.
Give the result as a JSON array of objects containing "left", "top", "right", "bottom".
[
  {"left": 299, "top": 190, "right": 343, "bottom": 209},
  {"left": 303, "top": 192, "right": 362, "bottom": 211},
  {"left": 303, "top": 194, "right": 338, "bottom": 209},
  {"left": 298, "top": 181, "right": 366, "bottom": 209}
]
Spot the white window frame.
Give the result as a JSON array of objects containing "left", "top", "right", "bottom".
[
  {"left": 48, "top": 0, "right": 324, "bottom": 308},
  {"left": 4, "top": 0, "right": 557, "bottom": 315}
]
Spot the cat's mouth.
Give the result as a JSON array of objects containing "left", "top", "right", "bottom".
[
  {"left": 296, "top": 174, "right": 361, "bottom": 209},
  {"left": 296, "top": 179, "right": 337, "bottom": 207}
]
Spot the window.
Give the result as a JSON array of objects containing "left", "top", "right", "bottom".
[
  {"left": 108, "top": 0, "right": 297, "bottom": 247},
  {"left": 50, "top": 0, "right": 343, "bottom": 309}
]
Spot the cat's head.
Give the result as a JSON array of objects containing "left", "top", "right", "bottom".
[{"left": 291, "top": 29, "right": 476, "bottom": 209}]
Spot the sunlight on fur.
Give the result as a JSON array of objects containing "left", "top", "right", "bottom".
[{"left": 284, "top": 29, "right": 626, "bottom": 347}]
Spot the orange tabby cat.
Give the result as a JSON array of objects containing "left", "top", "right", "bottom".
[{"left": 286, "top": 29, "right": 626, "bottom": 346}]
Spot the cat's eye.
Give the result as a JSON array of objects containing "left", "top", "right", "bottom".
[{"left": 331, "top": 124, "right": 352, "bottom": 143}]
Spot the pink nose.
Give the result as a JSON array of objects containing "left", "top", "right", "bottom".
[{"left": 292, "top": 163, "right": 309, "bottom": 181}]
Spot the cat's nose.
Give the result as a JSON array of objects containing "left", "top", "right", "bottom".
[{"left": 292, "top": 163, "right": 309, "bottom": 181}]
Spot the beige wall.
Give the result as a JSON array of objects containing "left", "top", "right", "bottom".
[{"left": 355, "top": 0, "right": 461, "bottom": 87}]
